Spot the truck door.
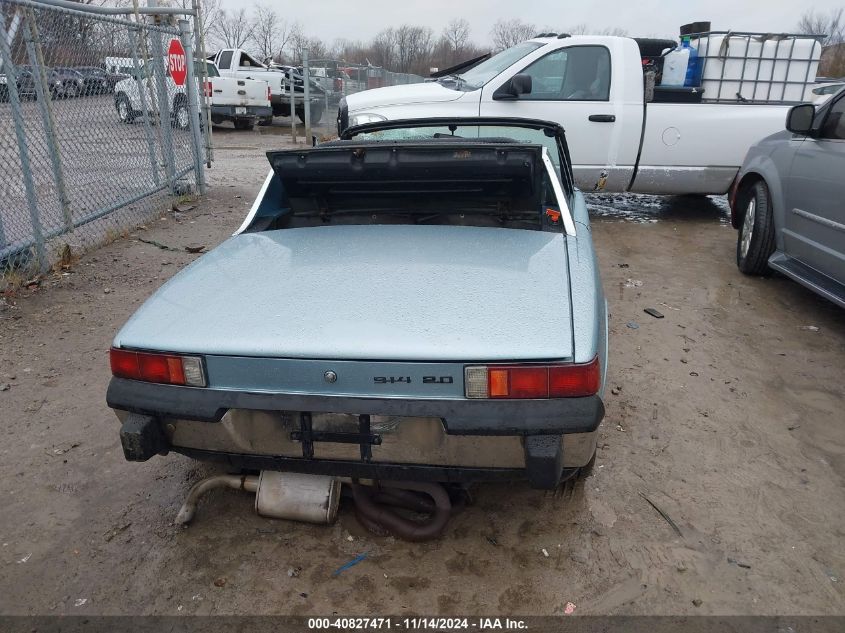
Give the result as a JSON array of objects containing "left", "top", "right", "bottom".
[
  {"left": 480, "top": 43, "right": 640, "bottom": 192},
  {"left": 782, "top": 94, "right": 845, "bottom": 284}
]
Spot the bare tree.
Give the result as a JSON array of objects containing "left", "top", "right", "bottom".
[
  {"left": 209, "top": 8, "right": 255, "bottom": 50},
  {"left": 370, "top": 28, "right": 397, "bottom": 68},
  {"left": 251, "top": 3, "right": 291, "bottom": 63},
  {"left": 394, "top": 24, "right": 433, "bottom": 74},
  {"left": 286, "top": 23, "right": 327, "bottom": 63},
  {"left": 797, "top": 8, "right": 845, "bottom": 77},
  {"left": 442, "top": 18, "right": 470, "bottom": 64},
  {"left": 490, "top": 18, "right": 536, "bottom": 51},
  {"left": 797, "top": 8, "right": 844, "bottom": 47}
]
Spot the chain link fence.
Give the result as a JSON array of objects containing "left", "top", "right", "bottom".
[{"left": 0, "top": 0, "right": 206, "bottom": 283}]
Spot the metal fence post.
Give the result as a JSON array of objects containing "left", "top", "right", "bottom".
[
  {"left": 22, "top": 9, "right": 72, "bottom": 231},
  {"left": 191, "top": 0, "right": 213, "bottom": 167},
  {"left": 289, "top": 69, "right": 296, "bottom": 143},
  {"left": 128, "top": 27, "right": 162, "bottom": 187},
  {"left": 148, "top": 21, "right": 177, "bottom": 190},
  {"left": 0, "top": 16, "right": 47, "bottom": 272},
  {"left": 303, "top": 49, "right": 311, "bottom": 142},
  {"left": 178, "top": 18, "right": 206, "bottom": 194}
]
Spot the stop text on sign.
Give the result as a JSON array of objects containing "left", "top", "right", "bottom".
[{"left": 168, "top": 38, "right": 187, "bottom": 86}]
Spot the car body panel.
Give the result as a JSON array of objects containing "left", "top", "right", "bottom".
[{"left": 114, "top": 224, "right": 575, "bottom": 362}]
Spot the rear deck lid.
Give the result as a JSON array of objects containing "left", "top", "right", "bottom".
[{"left": 114, "top": 224, "right": 574, "bottom": 362}]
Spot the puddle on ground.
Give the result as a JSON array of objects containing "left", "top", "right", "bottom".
[{"left": 586, "top": 193, "right": 730, "bottom": 225}]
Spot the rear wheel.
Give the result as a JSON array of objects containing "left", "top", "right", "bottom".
[
  {"left": 115, "top": 94, "right": 135, "bottom": 123},
  {"left": 736, "top": 179, "right": 776, "bottom": 275},
  {"left": 297, "top": 106, "right": 323, "bottom": 124},
  {"left": 172, "top": 99, "right": 190, "bottom": 130}
]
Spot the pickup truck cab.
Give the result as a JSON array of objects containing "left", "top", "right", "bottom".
[
  {"left": 340, "top": 35, "right": 806, "bottom": 195},
  {"left": 211, "top": 48, "right": 325, "bottom": 123},
  {"left": 114, "top": 60, "right": 270, "bottom": 130}
]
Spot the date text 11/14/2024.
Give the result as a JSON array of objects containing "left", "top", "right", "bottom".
[{"left": 307, "top": 618, "right": 529, "bottom": 630}]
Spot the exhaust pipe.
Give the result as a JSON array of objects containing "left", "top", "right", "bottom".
[
  {"left": 175, "top": 471, "right": 340, "bottom": 526},
  {"left": 351, "top": 481, "right": 451, "bottom": 541}
]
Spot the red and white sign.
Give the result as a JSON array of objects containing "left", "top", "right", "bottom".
[{"left": 167, "top": 38, "right": 187, "bottom": 86}]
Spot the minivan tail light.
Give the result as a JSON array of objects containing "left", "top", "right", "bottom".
[
  {"left": 464, "top": 358, "right": 600, "bottom": 399},
  {"left": 110, "top": 348, "right": 206, "bottom": 387}
]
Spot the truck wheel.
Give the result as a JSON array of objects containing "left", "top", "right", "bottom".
[
  {"left": 297, "top": 107, "right": 324, "bottom": 124},
  {"left": 172, "top": 99, "right": 190, "bottom": 130},
  {"left": 234, "top": 119, "right": 254, "bottom": 131},
  {"left": 115, "top": 94, "right": 135, "bottom": 124},
  {"left": 736, "top": 179, "right": 776, "bottom": 276}
]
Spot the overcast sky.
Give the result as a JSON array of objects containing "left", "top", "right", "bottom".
[{"left": 221, "top": 0, "right": 843, "bottom": 45}]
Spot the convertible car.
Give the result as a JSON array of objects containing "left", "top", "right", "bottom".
[{"left": 107, "top": 117, "right": 608, "bottom": 493}]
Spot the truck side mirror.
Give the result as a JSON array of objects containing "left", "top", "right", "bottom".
[
  {"left": 493, "top": 73, "right": 532, "bottom": 100},
  {"left": 786, "top": 103, "right": 815, "bottom": 135}
]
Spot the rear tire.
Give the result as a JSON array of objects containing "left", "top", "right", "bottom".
[
  {"left": 115, "top": 93, "right": 135, "bottom": 123},
  {"left": 172, "top": 99, "right": 190, "bottom": 130},
  {"left": 736, "top": 179, "right": 776, "bottom": 276}
]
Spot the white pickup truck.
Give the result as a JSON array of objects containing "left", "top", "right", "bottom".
[
  {"left": 340, "top": 35, "right": 812, "bottom": 195},
  {"left": 210, "top": 48, "right": 325, "bottom": 123},
  {"left": 114, "top": 60, "right": 270, "bottom": 130}
]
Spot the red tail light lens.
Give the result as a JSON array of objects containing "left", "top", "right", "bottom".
[
  {"left": 465, "top": 357, "right": 600, "bottom": 399},
  {"left": 110, "top": 348, "right": 205, "bottom": 387},
  {"left": 267, "top": 85, "right": 272, "bottom": 102},
  {"left": 204, "top": 81, "right": 212, "bottom": 97}
]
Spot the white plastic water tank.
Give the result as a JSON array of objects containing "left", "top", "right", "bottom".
[
  {"left": 662, "top": 46, "right": 690, "bottom": 87},
  {"left": 691, "top": 34, "right": 821, "bottom": 102}
]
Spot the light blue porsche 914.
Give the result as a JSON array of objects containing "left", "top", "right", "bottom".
[{"left": 107, "top": 117, "right": 608, "bottom": 497}]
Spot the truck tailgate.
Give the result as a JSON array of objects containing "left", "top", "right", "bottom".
[{"left": 210, "top": 76, "right": 268, "bottom": 107}]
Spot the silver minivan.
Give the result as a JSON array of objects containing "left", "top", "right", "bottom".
[{"left": 731, "top": 86, "right": 845, "bottom": 308}]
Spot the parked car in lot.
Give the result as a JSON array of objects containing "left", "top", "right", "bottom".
[
  {"left": 107, "top": 117, "right": 608, "bottom": 494},
  {"left": 74, "top": 66, "right": 128, "bottom": 95},
  {"left": 113, "top": 60, "right": 270, "bottom": 130},
  {"left": 340, "top": 34, "right": 820, "bottom": 195},
  {"left": 811, "top": 81, "right": 844, "bottom": 105},
  {"left": 0, "top": 69, "right": 38, "bottom": 101},
  {"left": 49, "top": 67, "right": 85, "bottom": 98},
  {"left": 731, "top": 88, "right": 845, "bottom": 307}
]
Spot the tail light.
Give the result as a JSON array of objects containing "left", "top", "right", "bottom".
[
  {"left": 110, "top": 348, "right": 206, "bottom": 387},
  {"left": 204, "top": 80, "right": 212, "bottom": 97},
  {"left": 464, "top": 357, "right": 600, "bottom": 399},
  {"left": 334, "top": 77, "right": 342, "bottom": 92},
  {"left": 267, "top": 85, "right": 272, "bottom": 102}
]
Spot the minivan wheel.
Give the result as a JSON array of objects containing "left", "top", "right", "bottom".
[{"left": 736, "top": 179, "right": 776, "bottom": 276}]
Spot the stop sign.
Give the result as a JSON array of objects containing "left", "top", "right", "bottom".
[{"left": 167, "top": 38, "right": 187, "bottom": 86}]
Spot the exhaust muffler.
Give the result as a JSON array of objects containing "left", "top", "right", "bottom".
[{"left": 175, "top": 471, "right": 340, "bottom": 526}]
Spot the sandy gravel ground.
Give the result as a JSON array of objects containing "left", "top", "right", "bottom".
[{"left": 1, "top": 126, "right": 843, "bottom": 616}]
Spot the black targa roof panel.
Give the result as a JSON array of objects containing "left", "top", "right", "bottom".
[{"left": 266, "top": 142, "right": 546, "bottom": 213}]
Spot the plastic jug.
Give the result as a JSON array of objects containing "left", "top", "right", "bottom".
[
  {"left": 662, "top": 43, "right": 689, "bottom": 87},
  {"left": 683, "top": 38, "right": 702, "bottom": 86}
]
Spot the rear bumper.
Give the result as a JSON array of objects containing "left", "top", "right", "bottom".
[
  {"left": 107, "top": 378, "right": 603, "bottom": 435},
  {"left": 210, "top": 104, "right": 272, "bottom": 119},
  {"left": 109, "top": 378, "right": 604, "bottom": 489}
]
